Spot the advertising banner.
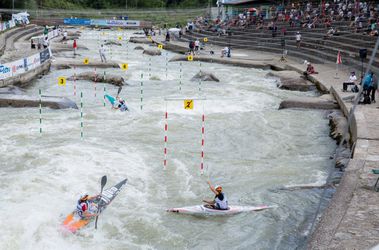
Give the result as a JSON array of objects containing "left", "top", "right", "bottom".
[
  {"left": 40, "top": 48, "right": 51, "bottom": 64},
  {"left": 0, "top": 63, "right": 12, "bottom": 80},
  {"left": 27, "top": 53, "right": 41, "bottom": 71},
  {"left": 64, "top": 18, "right": 91, "bottom": 26},
  {"left": 11, "top": 59, "right": 26, "bottom": 76},
  {"left": 90, "top": 19, "right": 140, "bottom": 27}
]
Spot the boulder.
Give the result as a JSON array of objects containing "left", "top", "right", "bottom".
[
  {"left": 143, "top": 49, "right": 162, "bottom": 56},
  {"left": 267, "top": 70, "right": 315, "bottom": 91},
  {"left": 104, "top": 41, "right": 122, "bottom": 46},
  {"left": 327, "top": 110, "right": 350, "bottom": 145},
  {"left": 279, "top": 95, "right": 339, "bottom": 110},
  {"left": 67, "top": 71, "right": 126, "bottom": 86},
  {"left": 149, "top": 76, "right": 161, "bottom": 81},
  {"left": 129, "top": 36, "right": 153, "bottom": 44},
  {"left": 134, "top": 46, "right": 144, "bottom": 50},
  {"left": 0, "top": 94, "right": 78, "bottom": 109},
  {"left": 191, "top": 71, "right": 220, "bottom": 82}
]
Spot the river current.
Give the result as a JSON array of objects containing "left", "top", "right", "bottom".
[{"left": 0, "top": 30, "right": 336, "bottom": 250}]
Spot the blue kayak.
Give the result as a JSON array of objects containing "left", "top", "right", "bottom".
[{"left": 104, "top": 94, "right": 128, "bottom": 111}]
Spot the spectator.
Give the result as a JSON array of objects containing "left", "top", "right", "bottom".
[
  {"left": 296, "top": 31, "right": 301, "bottom": 48},
  {"left": 194, "top": 39, "right": 200, "bottom": 53},
  {"left": 63, "top": 30, "right": 67, "bottom": 41},
  {"left": 188, "top": 40, "right": 195, "bottom": 55},
  {"left": 221, "top": 46, "right": 230, "bottom": 58},
  {"left": 342, "top": 71, "right": 357, "bottom": 92},
  {"left": 43, "top": 36, "right": 49, "bottom": 49},
  {"left": 165, "top": 32, "right": 170, "bottom": 42},
  {"left": 99, "top": 44, "right": 107, "bottom": 63},
  {"left": 303, "top": 62, "right": 318, "bottom": 76},
  {"left": 372, "top": 77, "right": 378, "bottom": 103},
  {"left": 73, "top": 39, "right": 77, "bottom": 56},
  {"left": 361, "top": 72, "right": 374, "bottom": 104}
]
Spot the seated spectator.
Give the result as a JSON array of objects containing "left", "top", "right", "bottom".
[
  {"left": 325, "top": 27, "right": 335, "bottom": 38},
  {"left": 303, "top": 62, "right": 318, "bottom": 76},
  {"left": 342, "top": 71, "right": 357, "bottom": 92}
]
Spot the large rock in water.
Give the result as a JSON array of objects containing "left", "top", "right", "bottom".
[
  {"left": 134, "top": 46, "right": 144, "bottom": 50},
  {"left": 327, "top": 110, "right": 349, "bottom": 145},
  {"left": 0, "top": 94, "right": 78, "bottom": 109},
  {"left": 191, "top": 71, "right": 220, "bottom": 82},
  {"left": 104, "top": 41, "right": 122, "bottom": 46},
  {"left": 279, "top": 94, "right": 339, "bottom": 110},
  {"left": 129, "top": 37, "right": 153, "bottom": 44},
  {"left": 267, "top": 70, "right": 315, "bottom": 91},
  {"left": 142, "top": 49, "right": 162, "bottom": 56},
  {"left": 67, "top": 72, "right": 126, "bottom": 86}
]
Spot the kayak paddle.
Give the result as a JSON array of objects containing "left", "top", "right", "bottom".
[
  {"left": 117, "top": 86, "right": 122, "bottom": 97},
  {"left": 95, "top": 175, "right": 107, "bottom": 229}
]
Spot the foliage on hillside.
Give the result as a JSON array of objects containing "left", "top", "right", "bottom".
[{"left": 0, "top": 0, "right": 212, "bottom": 9}]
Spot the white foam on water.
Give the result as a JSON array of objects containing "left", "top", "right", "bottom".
[{"left": 0, "top": 29, "right": 337, "bottom": 249}]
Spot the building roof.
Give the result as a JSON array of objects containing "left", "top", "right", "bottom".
[{"left": 220, "top": 0, "right": 256, "bottom": 5}]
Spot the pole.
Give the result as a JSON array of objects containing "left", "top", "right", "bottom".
[
  {"left": 103, "top": 71, "right": 106, "bottom": 107},
  {"left": 200, "top": 104, "right": 205, "bottom": 174},
  {"left": 140, "top": 73, "right": 143, "bottom": 110},
  {"left": 39, "top": 89, "right": 42, "bottom": 134},
  {"left": 80, "top": 92, "right": 83, "bottom": 140},
  {"left": 179, "top": 62, "right": 182, "bottom": 92},
  {"left": 361, "top": 58, "right": 364, "bottom": 84},
  {"left": 74, "top": 66, "right": 77, "bottom": 96},
  {"left": 199, "top": 61, "right": 202, "bottom": 92},
  {"left": 149, "top": 57, "right": 151, "bottom": 79},
  {"left": 94, "top": 67, "right": 97, "bottom": 98}
]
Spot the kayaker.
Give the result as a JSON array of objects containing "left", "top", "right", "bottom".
[
  {"left": 77, "top": 194, "right": 99, "bottom": 218},
  {"left": 113, "top": 96, "right": 129, "bottom": 111},
  {"left": 203, "top": 180, "right": 229, "bottom": 210}
]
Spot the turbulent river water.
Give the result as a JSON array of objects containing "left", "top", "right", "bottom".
[{"left": 0, "top": 30, "right": 336, "bottom": 250}]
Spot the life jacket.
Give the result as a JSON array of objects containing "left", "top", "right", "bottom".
[
  {"left": 76, "top": 200, "right": 88, "bottom": 218},
  {"left": 215, "top": 192, "right": 228, "bottom": 210}
]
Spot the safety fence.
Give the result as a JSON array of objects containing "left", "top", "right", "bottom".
[
  {"left": 31, "top": 29, "right": 60, "bottom": 49},
  {"left": 0, "top": 47, "right": 51, "bottom": 80},
  {"left": 0, "top": 20, "right": 16, "bottom": 32}
]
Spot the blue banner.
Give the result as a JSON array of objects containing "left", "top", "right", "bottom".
[{"left": 64, "top": 18, "right": 91, "bottom": 26}]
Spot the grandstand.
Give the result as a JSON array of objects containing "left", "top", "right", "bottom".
[{"left": 184, "top": 0, "right": 378, "bottom": 77}]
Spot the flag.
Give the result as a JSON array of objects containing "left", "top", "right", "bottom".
[{"left": 336, "top": 50, "right": 342, "bottom": 64}]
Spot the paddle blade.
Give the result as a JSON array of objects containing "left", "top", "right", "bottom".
[
  {"left": 95, "top": 175, "right": 107, "bottom": 230},
  {"left": 117, "top": 86, "right": 122, "bottom": 96},
  {"left": 101, "top": 175, "right": 107, "bottom": 190}
]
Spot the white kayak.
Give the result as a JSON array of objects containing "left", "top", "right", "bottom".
[{"left": 167, "top": 205, "right": 274, "bottom": 216}]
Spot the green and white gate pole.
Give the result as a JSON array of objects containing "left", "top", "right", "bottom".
[{"left": 179, "top": 62, "right": 182, "bottom": 92}]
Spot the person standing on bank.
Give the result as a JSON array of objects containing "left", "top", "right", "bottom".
[
  {"left": 73, "top": 39, "right": 78, "bottom": 57},
  {"left": 296, "top": 31, "right": 301, "bottom": 48},
  {"left": 99, "top": 44, "right": 107, "bottom": 63}
]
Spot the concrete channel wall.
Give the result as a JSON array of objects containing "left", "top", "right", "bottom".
[{"left": 0, "top": 61, "right": 50, "bottom": 87}]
